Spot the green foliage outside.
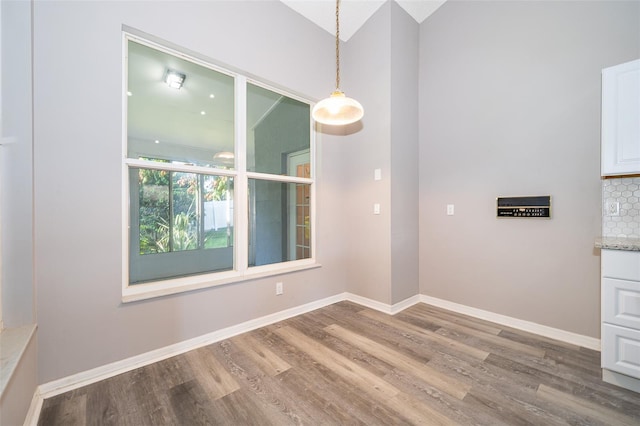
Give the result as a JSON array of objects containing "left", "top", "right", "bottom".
[{"left": 138, "top": 166, "right": 231, "bottom": 255}]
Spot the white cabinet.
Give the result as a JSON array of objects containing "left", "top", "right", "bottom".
[
  {"left": 602, "top": 324, "right": 640, "bottom": 380},
  {"left": 601, "top": 249, "right": 640, "bottom": 392},
  {"left": 603, "top": 278, "right": 640, "bottom": 329},
  {"left": 601, "top": 59, "right": 640, "bottom": 176}
]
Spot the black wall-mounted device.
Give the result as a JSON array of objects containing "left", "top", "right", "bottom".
[{"left": 497, "top": 196, "right": 551, "bottom": 218}]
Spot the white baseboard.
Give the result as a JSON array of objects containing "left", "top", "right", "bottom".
[
  {"left": 390, "top": 295, "right": 422, "bottom": 314},
  {"left": 420, "top": 295, "right": 601, "bottom": 351},
  {"left": 38, "top": 292, "right": 347, "bottom": 399},
  {"left": 30, "top": 291, "right": 601, "bottom": 424},
  {"left": 35, "top": 291, "right": 417, "bottom": 401},
  {"left": 344, "top": 292, "right": 420, "bottom": 314}
]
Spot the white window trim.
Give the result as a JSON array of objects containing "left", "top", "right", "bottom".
[{"left": 121, "top": 31, "right": 318, "bottom": 303}]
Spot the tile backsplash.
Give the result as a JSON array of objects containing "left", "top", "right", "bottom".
[{"left": 602, "top": 176, "right": 640, "bottom": 239}]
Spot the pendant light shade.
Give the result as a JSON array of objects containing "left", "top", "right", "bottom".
[
  {"left": 312, "top": 90, "right": 364, "bottom": 125},
  {"left": 312, "top": 0, "right": 364, "bottom": 126}
]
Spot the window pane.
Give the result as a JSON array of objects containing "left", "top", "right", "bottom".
[
  {"left": 171, "top": 172, "right": 198, "bottom": 251},
  {"left": 127, "top": 40, "right": 235, "bottom": 169},
  {"left": 130, "top": 167, "right": 234, "bottom": 284},
  {"left": 247, "top": 83, "right": 310, "bottom": 176},
  {"left": 248, "top": 179, "right": 311, "bottom": 267},
  {"left": 203, "top": 175, "right": 234, "bottom": 249},
  {"left": 138, "top": 168, "right": 170, "bottom": 254}
]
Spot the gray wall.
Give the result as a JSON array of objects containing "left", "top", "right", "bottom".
[
  {"left": 1, "top": 0, "right": 35, "bottom": 328},
  {"left": 341, "top": 2, "right": 420, "bottom": 305},
  {"left": 342, "top": 3, "right": 393, "bottom": 303},
  {"left": 341, "top": 2, "right": 419, "bottom": 304},
  {"left": 390, "top": 2, "right": 419, "bottom": 304},
  {"left": 33, "top": 0, "right": 347, "bottom": 383},
  {"left": 0, "top": 0, "right": 38, "bottom": 422},
  {"left": 419, "top": 1, "right": 640, "bottom": 338},
  {"left": 27, "top": 0, "right": 640, "bottom": 387}
]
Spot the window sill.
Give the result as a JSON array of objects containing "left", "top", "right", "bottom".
[
  {"left": 0, "top": 323, "right": 37, "bottom": 398},
  {"left": 122, "top": 261, "right": 321, "bottom": 303}
]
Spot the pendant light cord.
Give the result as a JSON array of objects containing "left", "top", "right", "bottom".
[
  {"left": 311, "top": 0, "right": 363, "bottom": 125},
  {"left": 335, "top": 0, "right": 340, "bottom": 91}
]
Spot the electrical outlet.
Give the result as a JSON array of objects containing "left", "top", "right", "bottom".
[
  {"left": 276, "top": 282, "right": 283, "bottom": 295},
  {"left": 606, "top": 201, "right": 620, "bottom": 216}
]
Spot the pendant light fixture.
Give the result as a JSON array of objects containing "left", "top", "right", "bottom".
[{"left": 312, "top": 0, "right": 364, "bottom": 126}]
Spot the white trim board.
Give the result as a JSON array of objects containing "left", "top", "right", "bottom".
[
  {"left": 29, "top": 292, "right": 600, "bottom": 424},
  {"left": 38, "top": 292, "right": 346, "bottom": 399},
  {"left": 0, "top": 323, "right": 37, "bottom": 397},
  {"left": 35, "top": 292, "right": 418, "bottom": 401},
  {"left": 420, "top": 295, "right": 601, "bottom": 351},
  {"left": 23, "top": 387, "right": 43, "bottom": 426},
  {"left": 345, "top": 292, "right": 421, "bottom": 315}
]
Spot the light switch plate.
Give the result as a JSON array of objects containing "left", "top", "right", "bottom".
[{"left": 374, "top": 169, "right": 382, "bottom": 181}]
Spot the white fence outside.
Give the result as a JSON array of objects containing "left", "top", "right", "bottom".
[{"left": 204, "top": 200, "right": 233, "bottom": 231}]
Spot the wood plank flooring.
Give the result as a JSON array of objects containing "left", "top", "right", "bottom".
[{"left": 37, "top": 302, "right": 640, "bottom": 425}]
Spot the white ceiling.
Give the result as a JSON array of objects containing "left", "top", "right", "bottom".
[{"left": 280, "top": 0, "right": 447, "bottom": 41}]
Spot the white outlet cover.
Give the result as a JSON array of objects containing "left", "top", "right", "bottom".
[{"left": 606, "top": 201, "right": 620, "bottom": 216}]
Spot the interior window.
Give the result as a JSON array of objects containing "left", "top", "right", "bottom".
[{"left": 124, "top": 35, "right": 314, "bottom": 294}]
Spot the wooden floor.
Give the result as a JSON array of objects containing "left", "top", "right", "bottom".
[{"left": 38, "top": 301, "right": 640, "bottom": 425}]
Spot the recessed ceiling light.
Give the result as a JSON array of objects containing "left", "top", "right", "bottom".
[
  {"left": 209, "top": 94, "right": 215, "bottom": 99},
  {"left": 200, "top": 111, "right": 206, "bottom": 115},
  {"left": 154, "top": 140, "right": 160, "bottom": 144},
  {"left": 164, "top": 69, "right": 186, "bottom": 89},
  {"left": 127, "top": 91, "right": 132, "bottom": 96}
]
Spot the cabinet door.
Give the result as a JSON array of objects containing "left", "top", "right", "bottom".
[
  {"left": 601, "top": 59, "right": 640, "bottom": 176},
  {"left": 603, "top": 278, "right": 640, "bottom": 329},
  {"left": 602, "top": 323, "right": 640, "bottom": 379}
]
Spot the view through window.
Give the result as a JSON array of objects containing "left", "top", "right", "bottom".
[{"left": 125, "top": 35, "right": 314, "bottom": 293}]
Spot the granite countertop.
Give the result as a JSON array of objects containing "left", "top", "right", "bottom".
[{"left": 595, "top": 236, "right": 640, "bottom": 251}]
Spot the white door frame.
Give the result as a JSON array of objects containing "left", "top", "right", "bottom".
[{"left": 287, "top": 149, "right": 310, "bottom": 261}]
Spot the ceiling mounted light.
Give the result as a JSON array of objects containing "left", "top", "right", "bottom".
[
  {"left": 213, "top": 151, "right": 235, "bottom": 165},
  {"left": 164, "top": 69, "right": 186, "bottom": 89},
  {"left": 213, "top": 151, "right": 234, "bottom": 160},
  {"left": 312, "top": 0, "right": 364, "bottom": 126}
]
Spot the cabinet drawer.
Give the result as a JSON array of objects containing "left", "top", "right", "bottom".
[
  {"left": 603, "top": 278, "right": 640, "bottom": 329},
  {"left": 602, "top": 250, "right": 640, "bottom": 281},
  {"left": 602, "top": 324, "right": 640, "bottom": 379}
]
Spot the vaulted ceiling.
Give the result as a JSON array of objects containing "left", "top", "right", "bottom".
[{"left": 281, "top": 0, "right": 447, "bottom": 41}]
